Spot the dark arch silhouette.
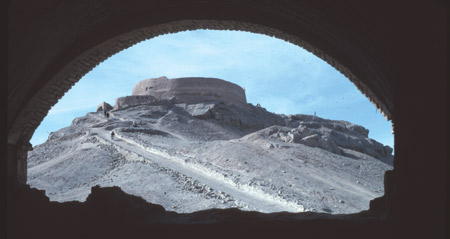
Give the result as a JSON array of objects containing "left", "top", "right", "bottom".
[{"left": 7, "top": 1, "right": 447, "bottom": 238}]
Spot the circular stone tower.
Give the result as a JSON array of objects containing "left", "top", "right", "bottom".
[{"left": 132, "top": 76, "right": 247, "bottom": 107}]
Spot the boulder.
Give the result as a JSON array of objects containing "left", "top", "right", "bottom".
[
  {"left": 298, "top": 134, "right": 341, "bottom": 154},
  {"left": 346, "top": 124, "right": 369, "bottom": 137},
  {"left": 185, "top": 103, "right": 215, "bottom": 119},
  {"left": 287, "top": 126, "right": 313, "bottom": 143}
]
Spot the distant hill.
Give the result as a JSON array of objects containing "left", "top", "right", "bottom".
[
  {"left": 28, "top": 77, "right": 392, "bottom": 214},
  {"left": 28, "top": 99, "right": 392, "bottom": 214}
]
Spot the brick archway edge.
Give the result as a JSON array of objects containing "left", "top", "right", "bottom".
[
  {"left": 7, "top": 1, "right": 448, "bottom": 238},
  {"left": 8, "top": 1, "right": 398, "bottom": 145}
]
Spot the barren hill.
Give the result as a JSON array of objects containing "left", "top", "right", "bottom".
[{"left": 27, "top": 77, "right": 392, "bottom": 214}]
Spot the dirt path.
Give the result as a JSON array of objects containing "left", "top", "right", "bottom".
[{"left": 90, "top": 126, "right": 305, "bottom": 213}]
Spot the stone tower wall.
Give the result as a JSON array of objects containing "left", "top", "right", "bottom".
[
  {"left": 131, "top": 76, "right": 247, "bottom": 108},
  {"left": 113, "top": 95, "right": 157, "bottom": 110}
]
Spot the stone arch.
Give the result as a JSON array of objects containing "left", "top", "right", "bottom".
[{"left": 8, "top": 1, "right": 448, "bottom": 238}]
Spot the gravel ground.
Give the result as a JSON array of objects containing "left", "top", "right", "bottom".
[{"left": 28, "top": 102, "right": 392, "bottom": 214}]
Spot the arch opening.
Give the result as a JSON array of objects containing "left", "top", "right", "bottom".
[
  {"left": 26, "top": 29, "right": 394, "bottom": 214},
  {"left": 8, "top": 20, "right": 392, "bottom": 148},
  {"left": 9, "top": 2, "right": 448, "bottom": 238}
]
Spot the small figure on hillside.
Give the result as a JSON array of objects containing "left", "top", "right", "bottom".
[
  {"left": 106, "top": 112, "right": 110, "bottom": 119},
  {"left": 111, "top": 131, "right": 115, "bottom": 140},
  {"left": 103, "top": 110, "right": 107, "bottom": 117},
  {"left": 314, "top": 111, "right": 316, "bottom": 117},
  {"left": 132, "top": 121, "right": 137, "bottom": 127}
]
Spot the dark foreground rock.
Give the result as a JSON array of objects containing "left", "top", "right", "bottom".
[{"left": 7, "top": 185, "right": 390, "bottom": 239}]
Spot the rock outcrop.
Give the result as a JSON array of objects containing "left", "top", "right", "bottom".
[
  {"left": 183, "top": 102, "right": 285, "bottom": 130},
  {"left": 183, "top": 102, "right": 393, "bottom": 163}
]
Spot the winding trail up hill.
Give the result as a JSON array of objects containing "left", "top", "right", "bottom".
[{"left": 28, "top": 77, "right": 393, "bottom": 214}]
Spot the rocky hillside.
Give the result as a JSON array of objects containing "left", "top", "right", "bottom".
[{"left": 28, "top": 100, "right": 393, "bottom": 214}]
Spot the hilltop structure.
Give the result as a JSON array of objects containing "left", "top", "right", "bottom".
[
  {"left": 28, "top": 85, "right": 393, "bottom": 215},
  {"left": 114, "top": 76, "right": 247, "bottom": 109}
]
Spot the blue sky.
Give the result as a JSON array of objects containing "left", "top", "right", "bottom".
[{"left": 30, "top": 30, "right": 394, "bottom": 149}]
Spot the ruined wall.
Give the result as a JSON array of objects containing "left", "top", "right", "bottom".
[
  {"left": 131, "top": 76, "right": 247, "bottom": 108},
  {"left": 113, "top": 95, "right": 157, "bottom": 109},
  {"left": 96, "top": 102, "right": 113, "bottom": 112}
]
